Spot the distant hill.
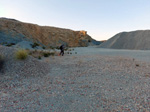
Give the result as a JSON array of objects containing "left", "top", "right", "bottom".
[
  {"left": 0, "top": 18, "right": 101, "bottom": 48},
  {"left": 99, "top": 30, "right": 150, "bottom": 50}
]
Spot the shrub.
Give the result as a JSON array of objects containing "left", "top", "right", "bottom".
[
  {"left": 49, "top": 46, "right": 55, "bottom": 49},
  {"left": 31, "top": 42, "right": 39, "bottom": 48},
  {"left": 49, "top": 52, "right": 55, "bottom": 56},
  {"left": 42, "top": 46, "right": 46, "bottom": 49},
  {"left": 56, "top": 46, "right": 60, "bottom": 50},
  {"left": 1, "top": 42, "right": 8, "bottom": 45},
  {"left": 28, "top": 49, "right": 56, "bottom": 59},
  {"left": 38, "top": 56, "right": 41, "bottom": 59},
  {"left": 43, "top": 52, "right": 51, "bottom": 57},
  {"left": 15, "top": 49, "right": 28, "bottom": 60},
  {"left": 6, "top": 43, "right": 15, "bottom": 47},
  {"left": 88, "top": 40, "right": 91, "bottom": 42},
  {"left": 28, "top": 50, "right": 41, "bottom": 58},
  {"left": 68, "top": 49, "right": 72, "bottom": 51},
  {"left": 43, "top": 52, "right": 55, "bottom": 57},
  {"left": 29, "top": 51, "right": 32, "bottom": 55},
  {"left": 64, "top": 48, "right": 69, "bottom": 51},
  {"left": 0, "top": 55, "right": 4, "bottom": 72}
]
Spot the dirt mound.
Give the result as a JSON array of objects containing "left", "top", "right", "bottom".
[
  {"left": 99, "top": 30, "right": 150, "bottom": 50},
  {"left": 0, "top": 18, "right": 98, "bottom": 47}
]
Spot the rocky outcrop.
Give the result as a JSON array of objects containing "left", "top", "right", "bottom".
[
  {"left": 0, "top": 18, "right": 98, "bottom": 47},
  {"left": 99, "top": 30, "right": 150, "bottom": 50}
]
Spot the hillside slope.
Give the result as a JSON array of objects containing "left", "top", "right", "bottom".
[
  {"left": 0, "top": 18, "right": 99, "bottom": 47},
  {"left": 99, "top": 30, "right": 150, "bottom": 50}
]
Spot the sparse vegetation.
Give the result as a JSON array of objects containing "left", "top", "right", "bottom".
[
  {"left": 26, "top": 48, "right": 29, "bottom": 50},
  {"left": 43, "top": 52, "right": 51, "bottom": 57},
  {"left": 78, "top": 60, "right": 83, "bottom": 66},
  {"left": 88, "top": 40, "right": 91, "bottom": 42},
  {"left": 68, "top": 49, "right": 72, "bottom": 51},
  {"left": 15, "top": 49, "right": 28, "bottom": 60},
  {"left": 38, "top": 56, "right": 41, "bottom": 59},
  {"left": 43, "top": 52, "right": 55, "bottom": 57},
  {"left": 42, "top": 46, "right": 46, "bottom": 49},
  {"left": 49, "top": 52, "right": 55, "bottom": 56},
  {"left": 49, "top": 46, "right": 55, "bottom": 49},
  {"left": 28, "top": 49, "right": 56, "bottom": 59},
  {"left": 31, "top": 42, "right": 39, "bottom": 48},
  {"left": 6, "top": 43, "right": 15, "bottom": 47},
  {"left": 64, "top": 47, "right": 68, "bottom": 51},
  {"left": 27, "top": 50, "right": 42, "bottom": 58},
  {"left": 1, "top": 42, "right": 8, "bottom": 45},
  {"left": 56, "top": 46, "right": 60, "bottom": 50},
  {"left": 0, "top": 55, "right": 4, "bottom": 72}
]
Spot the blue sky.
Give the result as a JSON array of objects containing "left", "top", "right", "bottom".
[{"left": 0, "top": 0, "right": 150, "bottom": 41}]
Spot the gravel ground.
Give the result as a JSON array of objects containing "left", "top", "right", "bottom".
[
  {"left": 0, "top": 46, "right": 150, "bottom": 111},
  {"left": 72, "top": 46, "right": 150, "bottom": 62},
  {"left": 0, "top": 45, "right": 50, "bottom": 77}
]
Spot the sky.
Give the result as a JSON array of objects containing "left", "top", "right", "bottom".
[{"left": 0, "top": 0, "right": 150, "bottom": 41}]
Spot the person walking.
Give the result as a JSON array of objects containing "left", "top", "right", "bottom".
[{"left": 59, "top": 44, "right": 64, "bottom": 56}]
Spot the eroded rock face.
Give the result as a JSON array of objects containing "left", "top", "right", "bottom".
[
  {"left": 99, "top": 30, "right": 150, "bottom": 50},
  {"left": 0, "top": 18, "right": 94, "bottom": 47}
]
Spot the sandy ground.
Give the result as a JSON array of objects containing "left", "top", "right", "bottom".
[{"left": 1, "top": 46, "right": 150, "bottom": 111}]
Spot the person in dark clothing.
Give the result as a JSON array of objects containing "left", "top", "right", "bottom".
[{"left": 59, "top": 44, "right": 64, "bottom": 56}]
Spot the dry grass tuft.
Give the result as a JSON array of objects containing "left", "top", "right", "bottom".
[{"left": 15, "top": 49, "right": 28, "bottom": 60}]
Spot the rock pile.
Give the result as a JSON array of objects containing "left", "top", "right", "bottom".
[{"left": 99, "top": 30, "right": 150, "bottom": 50}]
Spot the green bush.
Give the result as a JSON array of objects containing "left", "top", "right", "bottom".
[{"left": 15, "top": 49, "right": 28, "bottom": 60}]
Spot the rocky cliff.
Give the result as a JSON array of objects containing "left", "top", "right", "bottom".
[
  {"left": 99, "top": 30, "right": 150, "bottom": 50},
  {"left": 0, "top": 18, "right": 99, "bottom": 47}
]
